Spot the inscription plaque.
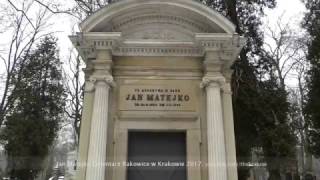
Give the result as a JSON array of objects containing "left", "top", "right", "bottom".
[{"left": 119, "top": 85, "right": 196, "bottom": 111}]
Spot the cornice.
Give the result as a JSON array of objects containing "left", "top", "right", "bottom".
[{"left": 70, "top": 32, "right": 245, "bottom": 60}]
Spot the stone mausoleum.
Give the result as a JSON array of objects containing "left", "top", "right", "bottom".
[{"left": 70, "top": 0, "right": 245, "bottom": 180}]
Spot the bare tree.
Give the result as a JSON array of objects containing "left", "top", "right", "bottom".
[
  {"left": 0, "top": 0, "right": 54, "bottom": 125},
  {"left": 262, "top": 14, "right": 312, "bottom": 179},
  {"left": 63, "top": 50, "right": 84, "bottom": 146},
  {"left": 72, "top": 0, "right": 112, "bottom": 18},
  {"left": 262, "top": 15, "right": 307, "bottom": 89},
  {"left": 288, "top": 69, "right": 307, "bottom": 178},
  {"left": 0, "top": 0, "right": 96, "bottom": 147},
  {"left": 0, "top": 0, "right": 111, "bottom": 149},
  {"left": 26, "top": 0, "right": 114, "bottom": 20}
]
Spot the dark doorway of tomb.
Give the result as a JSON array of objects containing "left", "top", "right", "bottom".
[{"left": 127, "top": 131, "right": 187, "bottom": 180}]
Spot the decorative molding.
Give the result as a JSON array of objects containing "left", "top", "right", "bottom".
[
  {"left": 113, "top": 46, "right": 203, "bottom": 57},
  {"left": 70, "top": 32, "right": 121, "bottom": 61},
  {"left": 70, "top": 34, "right": 97, "bottom": 60},
  {"left": 92, "top": 59, "right": 113, "bottom": 73},
  {"left": 203, "top": 60, "right": 223, "bottom": 74},
  {"left": 112, "top": 14, "right": 211, "bottom": 33},
  {"left": 83, "top": 65, "right": 94, "bottom": 80},
  {"left": 70, "top": 24, "right": 245, "bottom": 73},
  {"left": 93, "top": 40, "right": 114, "bottom": 49},
  {"left": 84, "top": 73, "right": 115, "bottom": 93},
  {"left": 200, "top": 76, "right": 226, "bottom": 89},
  {"left": 80, "top": 0, "right": 236, "bottom": 34},
  {"left": 71, "top": 32, "right": 245, "bottom": 59},
  {"left": 196, "top": 33, "right": 232, "bottom": 49},
  {"left": 222, "top": 83, "right": 232, "bottom": 95},
  {"left": 84, "top": 79, "right": 96, "bottom": 93},
  {"left": 113, "top": 66, "right": 203, "bottom": 78},
  {"left": 88, "top": 75, "right": 116, "bottom": 89},
  {"left": 80, "top": 46, "right": 97, "bottom": 60},
  {"left": 114, "top": 76, "right": 202, "bottom": 80},
  {"left": 118, "top": 111, "right": 199, "bottom": 120},
  {"left": 140, "top": 31, "right": 175, "bottom": 40}
]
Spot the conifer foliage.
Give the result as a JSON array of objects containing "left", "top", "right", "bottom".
[
  {"left": 303, "top": 0, "right": 320, "bottom": 157},
  {"left": 200, "top": 0, "right": 297, "bottom": 179},
  {"left": 0, "top": 36, "right": 66, "bottom": 179}
]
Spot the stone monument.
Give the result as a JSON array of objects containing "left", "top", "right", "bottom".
[{"left": 70, "top": 0, "right": 246, "bottom": 180}]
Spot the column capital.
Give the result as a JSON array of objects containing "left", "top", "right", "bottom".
[
  {"left": 90, "top": 75, "right": 115, "bottom": 87},
  {"left": 84, "top": 80, "right": 95, "bottom": 93},
  {"left": 200, "top": 76, "right": 226, "bottom": 89},
  {"left": 85, "top": 75, "right": 115, "bottom": 92},
  {"left": 222, "top": 83, "right": 232, "bottom": 95}
]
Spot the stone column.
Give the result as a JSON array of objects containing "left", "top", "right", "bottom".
[
  {"left": 202, "top": 77, "right": 228, "bottom": 180},
  {"left": 222, "top": 82, "right": 238, "bottom": 180},
  {"left": 85, "top": 75, "right": 114, "bottom": 180}
]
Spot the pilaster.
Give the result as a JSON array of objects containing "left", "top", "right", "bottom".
[
  {"left": 222, "top": 79, "right": 238, "bottom": 180},
  {"left": 76, "top": 81, "right": 95, "bottom": 180}
]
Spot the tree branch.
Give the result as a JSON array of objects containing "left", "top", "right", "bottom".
[
  {"left": 7, "top": 0, "right": 36, "bottom": 30},
  {"left": 34, "top": 0, "right": 80, "bottom": 19}
]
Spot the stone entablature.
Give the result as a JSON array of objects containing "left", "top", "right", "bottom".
[{"left": 70, "top": 32, "right": 245, "bottom": 60}]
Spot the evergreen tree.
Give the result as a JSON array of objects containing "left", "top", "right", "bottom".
[
  {"left": 303, "top": 0, "right": 320, "bottom": 157},
  {"left": 199, "top": 0, "right": 297, "bottom": 179},
  {"left": 0, "top": 36, "right": 66, "bottom": 179}
]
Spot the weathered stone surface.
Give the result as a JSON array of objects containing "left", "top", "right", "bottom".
[{"left": 71, "top": 1, "right": 245, "bottom": 180}]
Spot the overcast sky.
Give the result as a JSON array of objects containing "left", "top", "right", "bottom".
[
  {"left": 265, "top": 0, "right": 306, "bottom": 27},
  {"left": 55, "top": 0, "right": 307, "bottom": 60},
  {"left": 0, "top": 0, "right": 308, "bottom": 88},
  {"left": 0, "top": 0, "right": 308, "bottom": 64}
]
